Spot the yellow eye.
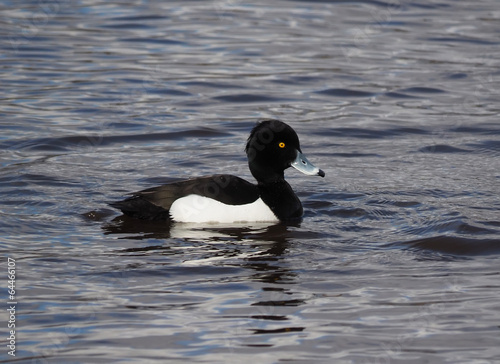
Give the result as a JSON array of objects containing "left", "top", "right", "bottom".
[{"left": 279, "top": 142, "right": 285, "bottom": 148}]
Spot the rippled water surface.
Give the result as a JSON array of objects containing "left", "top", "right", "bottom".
[{"left": 1, "top": 0, "right": 500, "bottom": 363}]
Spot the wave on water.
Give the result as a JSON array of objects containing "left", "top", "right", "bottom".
[{"left": 397, "top": 235, "right": 500, "bottom": 256}]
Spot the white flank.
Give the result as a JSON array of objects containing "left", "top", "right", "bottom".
[{"left": 169, "top": 194, "right": 278, "bottom": 223}]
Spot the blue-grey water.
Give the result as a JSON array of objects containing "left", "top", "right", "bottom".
[{"left": 1, "top": 1, "right": 500, "bottom": 363}]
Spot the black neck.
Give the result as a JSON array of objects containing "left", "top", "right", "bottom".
[{"left": 250, "top": 165, "right": 284, "bottom": 184}]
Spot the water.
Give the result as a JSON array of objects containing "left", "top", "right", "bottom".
[{"left": 1, "top": 0, "right": 500, "bottom": 363}]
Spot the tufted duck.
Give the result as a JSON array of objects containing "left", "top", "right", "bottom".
[{"left": 110, "top": 119, "right": 324, "bottom": 223}]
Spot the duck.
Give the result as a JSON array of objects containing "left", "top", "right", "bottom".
[{"left": 110, "top": 119, "right": 325, "bottom": 223}]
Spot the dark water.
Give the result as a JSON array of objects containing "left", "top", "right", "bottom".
[{"left": 1, "top": 0, "right": 500, "bottom": 363}]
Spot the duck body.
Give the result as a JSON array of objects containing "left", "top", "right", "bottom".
[
  {"left": 111, "top": 174, "right": 301, "bottom": 223},
  {"left": 110, "top": 119, "right": 324, "bottom": 223}
]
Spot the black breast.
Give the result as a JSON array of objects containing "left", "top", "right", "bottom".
[{"left": 258, "top": 180, "right": 303, "bottom": 220}]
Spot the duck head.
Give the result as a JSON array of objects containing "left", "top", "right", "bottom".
[{"left": 245, "top": 119, "right": 325, "bottom": 184}]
